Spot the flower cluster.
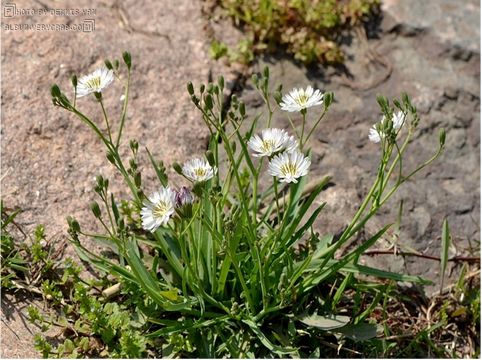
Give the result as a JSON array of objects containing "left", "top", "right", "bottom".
[
  {"left": 141, "top": 84, "right": 326, "bottom": 232},
  {"left": 141, "top": 157, "right": 216, "bottom": 232},
  {"left": 368, "top": 111, "right": 405, "bottom": 143}
]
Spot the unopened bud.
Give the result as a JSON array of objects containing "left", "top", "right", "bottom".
[
  {"left": 187, "top": 82, "right": 194, "bottom": 96},
  {"left": 205, "top": 150, "right": 215, "bottom": 167},
  {"left": 104, "top": 59, "right": 113, "bottom": 70},
  {"left": 90, "top": 202, "right": 101, "bottom": 218},
  {"left": 218, "top": 76, "right": 224, "bottom": 90},
  {"left": 134, "top": 171, "right": 142, "bottom": 187},
  {"left": 106, "top": 152, "right": 116, "bottom": 164},
  {"left": 173, "top": 162, "right": 183, "bottom": 175},
  {"left": 204, "top": 94, "right": 213, "bottom": 110},
  {"left": 122, "top": 51, "right": 132, "bottom": 69},
  {"left": 175, "top": 187, "right": 194, "bottom": 208},
  {"left": 51, "top": 84, "right": 61, "bottom": 98},
  {"left": 129, "top": 139, "right": 139, "bottom": 153},
  {"left": 67, "top": 216, "right": 80, "bottom": 232},
  {"left": 239, "top": 101, "right": 246, "bottom": 117},
  {"left": 252, "top": 74, "right": 259, "bottom": 87},
  {"left": 71, "top": 75, "right": 78, "bottom": 89},
  {"left": 439, "top": 128, "right": 446, "bottom": 147},
  {"left": 263, "top": 66, "right": 270, "bottom": 79}
]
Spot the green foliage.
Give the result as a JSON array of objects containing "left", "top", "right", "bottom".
[
  {"left": 47, "top": 52, "right": 455, "bottom": 357},
  {"left": 211, "top": 0, "right": 380, "bottom": 64}
]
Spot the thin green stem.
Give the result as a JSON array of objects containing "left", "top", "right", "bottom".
[
  {"left": 115, "top": 69, "right": 131, "bottom": 148},
  {"left": 98, "top": 97, "right": 113, "bottom": 144},
  {"left": 304, "top": 109, "right": 327, "bottom": 146},
  {"left": 300, "top": 111, "right": 306, "bottom": 149}
]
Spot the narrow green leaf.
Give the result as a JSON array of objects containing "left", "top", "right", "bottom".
[
  {"left": 242, "top": 319, "right": 297, "bottom": 355},
  {"left": 145, "top": 147, "right": 168, "bottom": 187}
]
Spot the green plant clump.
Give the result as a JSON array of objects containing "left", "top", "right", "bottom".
[
  {"left": 211, "top": 0, "right": 380, "bottom": 64},
  {"left": 47, "top": 52, "right": 450, "bottom": 357}
]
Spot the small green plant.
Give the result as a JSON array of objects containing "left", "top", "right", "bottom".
[
  {"left": 49, "top": 51, "right": 449, "bottom": 357},
  {"left": 209, "top": 0, "right": 380, "bottom": 64}
]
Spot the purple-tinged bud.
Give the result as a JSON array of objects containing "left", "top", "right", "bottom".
[
  {"left": 175, "top": 187, "right": 194, "bottom": 219},
  {"left": 175, "top": 187, "right": 194, "bottom": 208}
]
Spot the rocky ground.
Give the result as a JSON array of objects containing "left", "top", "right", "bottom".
[{"left": 1, "top": 0, "right": 479, "bottom": 357}]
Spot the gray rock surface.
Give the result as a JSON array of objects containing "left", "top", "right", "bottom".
[{"left": 240, "top": 0, "right": 480, "bottom": 292}]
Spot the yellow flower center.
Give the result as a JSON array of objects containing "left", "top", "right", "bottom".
[
  {"left": 194, "top": 168, "right": 207, "bottom": 177},
  {"left": 280, "top": 162, "right": 297, "bottom": 177},
  {"left": 261, "top": 139, "right": 276, "bottom": 152},
  {"left": 86, "top": 76, "right": 102, "bottom": 90},
  {"left": 153, "top": 201, "right": 170, "bottom": 218},
  {"left": 295, "top": 93, "right": 308, "bottom": 106}
]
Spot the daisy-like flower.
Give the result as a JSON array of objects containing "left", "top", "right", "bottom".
[
  {"left": 280, "top": 86, "right": 324, "bottom": 112},
  {"left": 141, "top": 187, "right": 177, "bottom": 232},
  {"left": 368, "top": 111, "right": 405, "bottom": 143},
  {"left": 182, "top": 158, "right": 216, "bottom": 182},
  {"left": 268, "top": 150, "right": 311, "bottom": 183},
  {"left": 247, "top": 128, "right": 298, "bottom": 157},
  {"left": 76, "top": 67, "right": 114, "bottom": 98}
]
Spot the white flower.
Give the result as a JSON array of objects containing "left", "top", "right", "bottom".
[
  {"left": 182, "top": 158, "right": 216, "bottom": 182},
  {"left": 76, "top": 67, "right": 114, "bottom": 98},
  {"left": 280, "top": 86, "right": 324, "bottom": 112},
  {"left": 141, "top": 187, "right": 177, "bottom": 232},
  {"left": 247, "top": 128, "right": 298, "bottom": 157},
  {"left": 368, "top": 111, "right": 405, "bottom": 143},
  {"left": 268, "top": 151, "right": 311, "bottom": 183}
]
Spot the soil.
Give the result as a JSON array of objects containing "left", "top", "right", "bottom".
[{"left": 1, "top": 0, "right": 479, "bottom": 357}]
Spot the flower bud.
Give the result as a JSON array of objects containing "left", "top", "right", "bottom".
[
  {"left": 104, "top": 59, "right": 113, "bottom": 70},
  {"left": 439, "top": 128, "right": 446, "bottom": 147},
  {"left": 67, "top": 216, "right": 80, "bottom": 233},
  {"left": 187, "top": 82, "right": 194, "bottom": 96},
  {"left": 51, "top": 84, "right": 61, "bottom": 98},
  {"left": 324, "top": 92, "right": 334, "bottom": 109},
  {"left": 263, "top": 66, "right": 270, "bottom": 79},
  {"left": 376, "top": 95, "right": 389, "bottom": 112},
  {"left": 204, "top": 94, "right": 213, "bottom": 110},
  {"left": 71, "top": 75, "right": 78, "bottom": 89},
  {"left": 218, "top": 76, "right": 224, "bottom": 90},
  {"left": 252, "top": 74, "right": 259, "bottom": 88},
  {"left": 173, "top": 162, "right": 183, "bottom": 175},
  {"left": 134, "top": 171, "right": 142, "bottom": 187},
  {"left": 205, "top": 150, "right": 215, "bottom": 167},
  {"left": 175, "top": 187, "right": 194, "bottom": 208},
  {"left": 129, "top": 139, "right": 139, "bottom": 153},
  {"left": 200, "top": 84, "right": 205, "bottom": 94},
  {"left": 96, "top": 175, "right": 104, "bottom": 188},
  {"left": 122, "top": 51, "right": 132, "bottom": 69},
  {"left": 239, "top": 101, "right": 246, "bottom": 117},
  {"left": 129, "top": 158, "right": 137, "bottom": 171},
  {"left": 106, "top": 151, "right": 116, "bottom": 164},
  {"left": 90, "top": 201, "right": 101, "bottom": 218}
]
